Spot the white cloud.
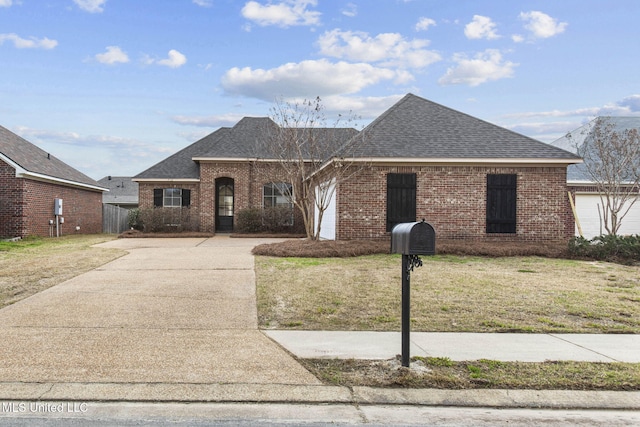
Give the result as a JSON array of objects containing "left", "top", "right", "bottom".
[
  {"left": 0, "top": 33, "right": 58, "bottom": 49},
  {"left": 95, "top": 46, "right": 129, "bottom": 65},
  {"left": 341, "top": 3, "right": 357, "bottom": 17},
  {"left": 505, "top": 95, "right": 640, "bottom": 120},
  {"left": 519, "top": 11, "right": 567, "bottom": 39},
  {"left": 221, "top": 59, "right": 399, "bottom": 101},
  {"left": 317, "top": 29, "right": 441, "bottom": 69},
  {"left": 172, "top": 113, "right": 247, "bottom": 127},
  {"left": 618, "top": 94, "right": 640, "bottom": 112},
  {"left": 0, "top": 0, "right": 13, "bottom": 8},
  {"left": 73, "top": 0, "right": 106, "bottom": 13},
  {"left": 511, "top": 34, "right": 525, "bottom": 43},
  {"left": 192, "top": 0, "right": 212, "bottom": 7},
  {"left": 438, "top": 49, "right": 517, "bottom": 86},
  {"left": 141, "top": 50, "right": 187, "bottom": 68},
  {"left": 157, "top": 49, "right": 187, "bottom": 68},
  {"left": 319, "top": 94, "right": 405, "bottom": 121},
  {"left": 464, "top": 15, "right": 500, "bottom": 40},
  {"left": 415, "top": 17, "right": 436, "bottom": 32},
  {"left": 241, "top": 0, "right": 321, "bottom": 28},
  {"left": 500, "top": 95, "right": 640, "bottom": 142}
]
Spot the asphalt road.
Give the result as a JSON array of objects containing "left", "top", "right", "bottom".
[{"left": 1, "top": 402, "right": 640, "bottom": 426}]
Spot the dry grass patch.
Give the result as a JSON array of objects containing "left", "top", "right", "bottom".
[
  {"left": 300, "top": 358, "right": 640, "bottom": 390},
  {"left": 0, "top": 235, "right": 124, "bottom": 308},
  {"left": 256, "top": 251, "right": 640, "bottom": 333}
]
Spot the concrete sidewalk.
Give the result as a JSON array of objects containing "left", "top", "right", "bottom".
[
  {"left": 265, "top": 330, "right": 640, "bottom": 362},
  {"left": 0, "top": 236, "right": 638, "bottom": 410}
]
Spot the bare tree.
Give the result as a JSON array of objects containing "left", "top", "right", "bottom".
[
  {"left": 568, "top": 117, "right": 640, "bottom": 235},
  {"left": 260, "top": 97, "right": 365, "bottom": 240}
]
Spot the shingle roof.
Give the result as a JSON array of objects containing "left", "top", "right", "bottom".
[
  {"left": 97, "top": 176, "right": 139, "bottom": 204},
  {"left": 340, "top": 93, "right": 582, "bottom": 161},
  {"left": 134, "top": 117, "right": 358, "bottom": 179},
  {"left": 551, "top": 116, "right": 640, "bottom": 182},
  {"left": 0, "top": 125, "right": 103, "bottom": 190}
]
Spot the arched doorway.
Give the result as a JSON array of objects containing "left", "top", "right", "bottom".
[{"left": 215, "top": 177, "right": 234, "bottom": 232}]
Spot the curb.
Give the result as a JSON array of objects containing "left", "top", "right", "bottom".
[{"left": 1, "top": 383, "right": 639, "bottom": 410}]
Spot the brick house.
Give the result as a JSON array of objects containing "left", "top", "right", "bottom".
[
  {"left": 134, "top": 93, "right": 582, "bottom": 241},
  {"left": 0, "top": 125, "right": 106, "bottom": 238},
  {"left": 134, "top": 117, "right": 357, "bottom": 233}
]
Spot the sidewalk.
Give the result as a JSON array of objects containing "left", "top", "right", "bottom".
[
  {"left": 0, "top": 236, "right": 638, "bottom": 410},
  {"left": 265, "top": 330, "right": 640, "bottom": 362}
]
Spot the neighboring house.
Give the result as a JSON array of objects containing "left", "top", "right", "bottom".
[
  {"left": 134, "top": 93, "right": 582, "bottom": 242},
  {"left": 98, "top": 176, "right": 139, "bottom": 209},
  {"left": 0, "top": 125, "right": 106, "bottom": 238},
  {"left": 551, "top": 117, "right": 640, "bottom": 238}
]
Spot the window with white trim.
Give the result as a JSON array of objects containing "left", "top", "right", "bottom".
[
  {"left": 164, "top": 188, "right": 182, "bottom": 207},
  {"left": 263, "top": 183, "right": 293, "bottom": 208}
]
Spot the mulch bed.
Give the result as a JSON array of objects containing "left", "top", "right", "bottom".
[{"left": 119, "top": 230, "right": 570, "bottom": 258}]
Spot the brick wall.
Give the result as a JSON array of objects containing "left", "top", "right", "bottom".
[
  {"left": 137, "top": 162, "right": 572, "bottom": 241},
  {"left": 0, "top": 160, "right": 103, "bottom": 238},
  {"left": 138, "top": 162, "right": 298, "bottom": 233},
  {"left": 336, "top": 165, "right": 572, "bottom": 242},
  {"left": 0, "top": 161, "right": 24, "bottom": 238}
]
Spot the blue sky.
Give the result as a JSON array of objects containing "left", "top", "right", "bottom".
[{"left": 2, "top": 0, "right": 639, "bottom": 180}]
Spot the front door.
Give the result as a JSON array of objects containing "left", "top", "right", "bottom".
[{"left": 216, "top": 178, "right": 234, "bottom": 232}]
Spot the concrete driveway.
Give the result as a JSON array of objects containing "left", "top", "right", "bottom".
[{"left": 0, "top": 237, "right": 320, "bottom": 386}]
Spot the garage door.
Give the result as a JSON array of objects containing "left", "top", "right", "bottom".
[
  {"left": 574, "top": 194, "right": 640, "bottom": 238},
  {"left": 315, "top": 179, "right": 336, "bottom": 240}
]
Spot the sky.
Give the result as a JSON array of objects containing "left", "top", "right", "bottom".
[{"left": 1, "top": 0, "right": 640, "bottom": 181}]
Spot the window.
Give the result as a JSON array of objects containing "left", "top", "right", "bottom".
[
  {"left": 153, "top": 188, "right": 191, "bottom": 208},
  {"left": 486, "top": 174, "right": 517, "bottom": 233},
  {"left": 263, "top": 183, "right": 293, "bottom": 208},
  {"left": 164, "top": 188, "right": 182, "bottom": 207},
  {"left": 263, "top": 183, "right": 294, "bottom": 226},
  {"left": 218, "top": 184, "right": 233, "bottom": 216},
  {"left": 386, "top": 173, "right": 416, "bottom": 232}
]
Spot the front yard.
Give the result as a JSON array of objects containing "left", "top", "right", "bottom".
[
  {"left": 256, "top": 249, "right": 640, "bottom": 390},
  {"left": 0, "top": 235, "right": 123, "bottom": 309},
  {"left": 256, "top": 253, "right": 640, "bottom": 333}
]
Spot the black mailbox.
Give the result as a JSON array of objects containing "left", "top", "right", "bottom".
[{"left": 391, "top": 219, "right": 436, "bottom": 255}]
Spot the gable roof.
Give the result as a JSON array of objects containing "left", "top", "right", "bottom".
[
  {"left": 336, "top": 93, "right": 582, "bottom": 163},
  {"left": 0, "top": 125, "right": 104, "bottom": 191},
  {"left": 551, "top": 116, "right": 640, "bottom": 182},
  {"left": 135, "top": 117, "right": 358, "bottom": 180},
  {"left": 97, "top": 176, "right": 139, "bottom": 204}
]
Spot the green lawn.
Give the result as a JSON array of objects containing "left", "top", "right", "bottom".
[{"left": 257, "top": 253, "right": 640, "bottom": 333}]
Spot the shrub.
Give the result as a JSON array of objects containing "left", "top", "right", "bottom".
[
  {"left": 262, "top": 206, "right": 300, "bottom": 233},
  {"left": 568, "top": 234, "right": 640, "bottom": 263},
  {"left": 235, "top": 208, "right": 264, "bottom": 233},
  {"left": 137, "top": 207, "right": 200, "bottom": 233},
  {"left": 236, "top": 206, "right": 305, "bottom": 234},
  {"left": 127, "top": 208, "right": 143, "bottom": 231}
]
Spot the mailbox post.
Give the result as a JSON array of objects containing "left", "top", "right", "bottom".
[{"left": 391, "top": 219, "right": 436, "bottom": 367}]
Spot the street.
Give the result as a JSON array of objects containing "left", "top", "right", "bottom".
[{"left": 1, "top": 402, "right": 639, "bottom": 426}]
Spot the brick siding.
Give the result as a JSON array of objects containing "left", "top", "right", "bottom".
[
  {"left": 138, "top": 162, "right": 292, "bottom": 233},
  {"left": 336, "top": 165, "right": 572, "bottom": 242},
  {"left": 137, "top": 162, "right": 572, "bottom": 241},
  {"left": 0, "top": 160, "right": 103, "bottom": 238}
]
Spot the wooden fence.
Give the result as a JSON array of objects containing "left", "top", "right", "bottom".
[{"left": 103, "top": 204, "right": 130, "bottom": 234}]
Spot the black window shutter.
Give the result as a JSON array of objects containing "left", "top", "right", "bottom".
[
  {"left": 153, "top": 189, "right": 163, "bottom": 208},
  {"left": 486, "top": 174, "right": 517, "bottom": 233},
  {"left": 386, "top": 173, "right": 417, "bottom": 232},
  {"left": 181, "top": 189, "right": 191, "bottom": 207}
]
